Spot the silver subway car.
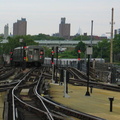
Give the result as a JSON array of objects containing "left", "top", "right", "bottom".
[{"left": 12, "top": 45, "right": 44, "bottom": 66}]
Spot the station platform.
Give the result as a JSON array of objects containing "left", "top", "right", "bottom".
[{"left": 49, "top": 83, "right": 120, "bottom": 120}]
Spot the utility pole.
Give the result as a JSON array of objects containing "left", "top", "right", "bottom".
[
  {"left": 90, "top": 20, "right": 93, "bottom": 61},
  {"left": 90, "top": 20, "right": 93, "bottom": 46},
  {"left": 110, "top": 8, "right": 114, "bottom": 64}
]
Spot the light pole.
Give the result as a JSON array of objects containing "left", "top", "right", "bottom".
[
  {"left": 90, "top": 20, "right": 93, "bottom": 62},
  {"left": 90, "top": 20, "right": 93, "bottom": 46},
  {"left": 110, "top": 8, "right": 114, "bottom": 64},
  {"left": 85, "top": 46, "right": 93, "bottom": 96}
]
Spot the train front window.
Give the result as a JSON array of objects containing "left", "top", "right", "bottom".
[
  {"left": 34, "top": 49, "right": 39, "bottom": 53},
  {"left": 33, "top": 49, "right": 39, "bottom": 61}
]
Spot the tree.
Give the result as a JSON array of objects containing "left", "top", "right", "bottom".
[
  {"left": 92, "top": 39, "right": 110, "bottom": 61},
  {"left": 75, "top": 41, "right": 86, "bottom": 56},
  {"left": 32, "top": 33, "right": 65, "bottom": 40},
  {"left": 58, "top": 50, "right": 77, "bottom": 58},
  {"left": 113, "top": 34, "right": 120, "bottom": 55},
  {"left": 43, "top": 47, "right": 52, "bottom": 57},
  {"left": 75, "top": 41, "right": 86, "bottom": 52},
  {"left": 2, "top": 35, "right": 38, "bottom": 54},
  {"left": 113, "top": 34, "right": 120, "bottom": 62}
]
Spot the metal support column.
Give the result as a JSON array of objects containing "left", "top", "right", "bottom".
[{"left": 85, "top": 54, "right": 90, "bottom": 96}]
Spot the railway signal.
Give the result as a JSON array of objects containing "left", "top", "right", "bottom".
[
  {"left": 22, "top": 43, "right": 26, "bottom": 70},
  {"left": 51, "top": 47, "right": 55, "bottom": 83},
  {"left": 10, "top": 50, "right": 13, "bottom": 66},
  {"left": 23, "top": 44, "right": 26, "bottom": 61},
  {"left": 85, "top": 46, "right": 93, "bottom": 96},
  {"left": 40, "top": 50, "right": 44, "bottom": 59},
  {"left": 51, "top": 47, "right": 54, "bottom": 65},
  {"left": 55, "top": 46, "right": 58, "bottom": 83},
  {"left": 77, "top": 49, "right": 81, "bottom": 70}
]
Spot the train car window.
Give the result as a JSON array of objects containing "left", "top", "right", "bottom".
[
  {"left": 26, "top": 49, "right": 28, "bottom": 55},
  {"left": 28, "top": 49, "right": 33, "bottom": 55},
  {"left": 34, "top": 49, "right": 39, "bottom": 53},
  {"left": 29, "top": 51, "right": 32, "bottom": 55},
  {"left": 29, "top": 49, "right": 33, "bottom": 51}
]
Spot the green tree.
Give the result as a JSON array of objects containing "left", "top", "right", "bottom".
[
  {"left": 75, "top": 41, "right": 86, "bottom": 58},
  {"left": 43, "top": 47, "right": 52, "bottom": 57},
  {"left": 58, "top": 50, "right": 77, "bottom": 58},
  {"left": 2, "top": 35, "right": 38, "bottom": 54},
  {"left": 113, "top": 34, "right": 120, "bottom": 62},
  {"left": 113, "top": 34, "right": 120, "bottom": 55},
  {"left": 75, "top": 41, "right": 86, "bottom": 52},
  {"left": 32, "top": 33, "right": 65, "bottom": 40},
  {"left": 92, "top": 39, "right": 110, "bottom": 61}
]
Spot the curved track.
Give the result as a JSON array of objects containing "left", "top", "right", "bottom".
[
  {"left": 3, "top": 67, "right": 105, "bottom": 120},
  {"left": 66, "top": 67, "right": 120, "bottom": 92}
]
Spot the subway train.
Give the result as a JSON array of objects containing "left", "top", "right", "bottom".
[{"left": 10, "top": 45, "right": 44, "bottom": 67}]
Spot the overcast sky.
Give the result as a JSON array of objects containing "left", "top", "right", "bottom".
[{"left": 0, "top": 0, "right": 120, "bottom": 36}]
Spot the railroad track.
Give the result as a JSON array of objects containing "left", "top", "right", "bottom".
[
  {"left": 0, "top": 67, "right": 19, "bottom": 91},
  {"left": 67, "top": 67, "right": 120, "bottom": 92},
  {"left": 11, "top": 67, "right": 67, "bottom": 120},
  {"left": 0, "top": 67, "right": 16, "bottom": 80},
  {"left": 3, "top": 67, "right": 105, "bottom": 120},
  {"left": 1, "top": 65, "right": 119, "bottom": 119},
  {"left": 0, "top": 67, "right": 31, "bottom": 91}
]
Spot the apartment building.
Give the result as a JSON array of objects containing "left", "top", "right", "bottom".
[
  {"left": 59, "top": 17, "right": 70, "bottom": 39},
  {"left": 13, "top": 18, "right": 27, "bottom": 36},
  {"left": 4, "top": 24, "right": 9, "bottom": 39}
]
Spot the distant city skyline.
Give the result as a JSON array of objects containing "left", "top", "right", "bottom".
[{"left": 0, "top": 0, "right": 120, "bottom": 37}]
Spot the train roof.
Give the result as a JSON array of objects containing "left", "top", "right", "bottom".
[{"left": 14, "top": 45, "right": 43, "bottom": 50}]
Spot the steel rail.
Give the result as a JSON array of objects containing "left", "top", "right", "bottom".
[
  {"left": 34, "top": 74, "right": 105, "bottom": 120},
  {"left": 67, "top": 67, "right": 120, "bottom": 92},
  {"left": 34, "top": 73, "right": 54, "bottom": 120},
  {"left": 12, "top": 68, "right": 36, "bottom": 120},
  {"left": 12, "top": 67, "right": 54, "bottom": 120},
  {"left": 14, "top": 95, "right": 51, "bottom": 119}
]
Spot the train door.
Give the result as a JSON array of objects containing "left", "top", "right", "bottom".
[{"left": 33, "top": 49, "right": 39, "bottom": 61}]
